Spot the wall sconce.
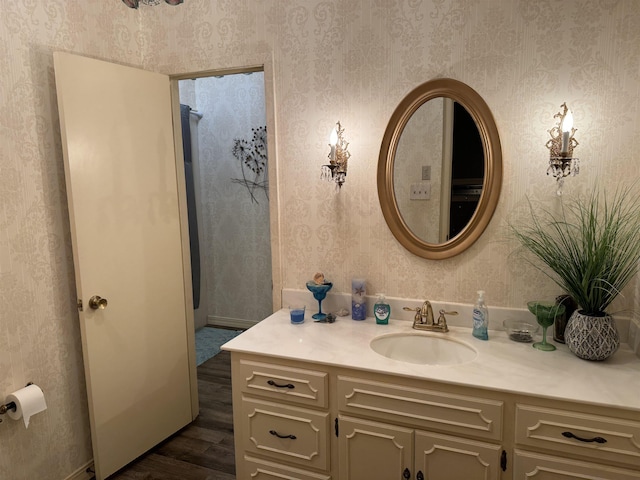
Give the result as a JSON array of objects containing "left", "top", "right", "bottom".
[
  {"left": 321, "top": 121, "right": 351, "bottom": 189},
  {"left": 546, "top": 103, "right": 579, "bottom": 194}
]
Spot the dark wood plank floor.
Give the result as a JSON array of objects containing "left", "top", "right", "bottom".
[{"left": 108, "top": 351, "right": 236, "bottom": 480}]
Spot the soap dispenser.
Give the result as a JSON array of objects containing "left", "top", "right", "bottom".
[
  {"left": 472, "top": 290, "right": 489, "bottom": 340},
  {"left": 374, "top": 294, "right": 390, "bottom": 325}
]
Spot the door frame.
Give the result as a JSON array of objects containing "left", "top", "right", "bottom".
[{"left": 170, "top": 56, "right": 281, "bottom": 411}]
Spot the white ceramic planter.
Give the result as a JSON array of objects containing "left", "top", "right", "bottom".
[{"left": 565, "top": 310, "right": 620, "bottom": 361}]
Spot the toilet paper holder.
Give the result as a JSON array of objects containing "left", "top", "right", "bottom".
[
  {"left": 0, "top": 401, "right": 16, "bottom": 415},
  {"left": 0, "top": 382, "right": 33, "bottom": 419}
]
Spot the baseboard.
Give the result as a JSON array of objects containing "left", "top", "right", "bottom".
[
  {"left": 207, "top": 315, "right": 257, "bottom": 330},
  {"left": 64, "top": 460, "right": 94, "bottom": 480}
]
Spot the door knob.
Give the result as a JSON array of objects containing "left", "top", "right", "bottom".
[{"left": 88, "top": 295, "right": 108, "bottom": 310}]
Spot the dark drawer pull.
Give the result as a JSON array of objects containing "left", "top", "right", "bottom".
[
  {"left": 562, "top": 431, "right": 607, "bottom": 444},
  {"left": 267, "top": 380, "right": 295, "bottom": 389},
  {"left": 269, "top": 429, "right": 296, "bottom": 440}
]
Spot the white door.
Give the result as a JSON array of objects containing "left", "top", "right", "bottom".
[{"left": 53, "top": 52, "right": 196, "bottom": 480}]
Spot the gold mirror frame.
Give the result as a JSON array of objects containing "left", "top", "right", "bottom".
[{"left": 377, "top": 78, "right": 502, "bottom": 260}]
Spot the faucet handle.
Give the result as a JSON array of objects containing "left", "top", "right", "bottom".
[
  {"left": 403, "top": 306, "right": 422, "bottom": 324},
  {"left": 437, "top": 309, "right": 458, "bottom": 332}
]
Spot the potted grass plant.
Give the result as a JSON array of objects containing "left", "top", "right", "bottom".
[{"left": 511, "top": 185, "right": 640, "bottom": 361}]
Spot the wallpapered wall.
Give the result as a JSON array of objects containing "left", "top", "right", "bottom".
[{"left": 1, "top": 1, "right": 639, "bottom": 479}]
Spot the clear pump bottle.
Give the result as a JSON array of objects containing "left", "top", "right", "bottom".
[{"left": 472, "top": 290, "right": 489, "bottom": 340}]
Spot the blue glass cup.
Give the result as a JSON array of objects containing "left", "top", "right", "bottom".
[{"left": 289, "top": 305, "right": 305, "bottom": 324}]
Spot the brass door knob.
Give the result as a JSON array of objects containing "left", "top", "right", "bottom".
[{"left": 88, "top": 295, "right": 108, "bottom": 310}]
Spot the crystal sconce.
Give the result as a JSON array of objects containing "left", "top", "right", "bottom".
[
  {"left": 546, "top": 103, "right": 579, "bottom": 194},
  {"left": 321, "top": 121, "right": 351, "bottom": 189},
  {"left": 122, "top": 0, "right": 183, "bottom": 8}
]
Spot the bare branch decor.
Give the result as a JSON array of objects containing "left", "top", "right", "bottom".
[{"left": 231, "top": 125, "right": 268, "bottom": 203}]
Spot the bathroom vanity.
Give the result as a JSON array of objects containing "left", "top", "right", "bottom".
[{"left": 222, "top": 310, "right": 640, "bottom": 480}]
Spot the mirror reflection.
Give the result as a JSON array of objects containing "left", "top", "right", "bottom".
[{"left": 394, "top": 98, "right": 484, "bottom": 244}]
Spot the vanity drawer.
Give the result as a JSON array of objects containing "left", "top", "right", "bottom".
[
  {"left": 515, "top": 404, "right": 640, "bottom": 467},
  {"left": 238, "top": 359, "right": 328, "bottom": 408},
  {"left": 514, "top": 450, "right": 640, "bottom": 480},
  {"left": 243, "top": 455, "right": 331, "bottom": 480},
  {"left": 337, "top": 376, "right": 503, "bottom": 441},
  {"left": 241, "top": 396, "right": 330, "bottom": 471}
]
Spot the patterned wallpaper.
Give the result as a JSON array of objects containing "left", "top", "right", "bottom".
[{"left": 1, "top": 1, "right": 639, "bottom": 479}]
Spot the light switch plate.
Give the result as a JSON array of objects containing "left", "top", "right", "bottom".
[
  {"left": 410, "top": 182, "right": 431, "bottom": 200},
  {"left": 422, "top": 165, "right": 431, "bottom": 180}
]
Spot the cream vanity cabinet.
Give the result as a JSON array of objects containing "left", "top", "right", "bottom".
[
  {"left": 336, "top": 375, "right": 504, "bottom": 480},
  {"left": 230, "top": 353, "right": 640, "bottom": 480},
  {"left": 231, "top": 354, "right": 506, "bottom": 480},
  {"left": 337, "top": 417, "right": 502, "bottom": 479}
]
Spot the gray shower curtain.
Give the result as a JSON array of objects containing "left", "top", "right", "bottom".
[{"left": 180, "top": 104, "right": 200, "bottom": 309}]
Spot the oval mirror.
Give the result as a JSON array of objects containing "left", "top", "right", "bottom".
[{"left": 377, "top": 78, "right": 502, "bottom": 259}]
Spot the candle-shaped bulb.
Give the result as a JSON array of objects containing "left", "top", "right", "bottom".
[
  {"left": 560, "top": 109, "right": 573, "bottom": 154},
  {"left": 562, "top": 109, "right": 573, "bottom": 133},
  {"left": 329, "top": 127, "right": 338, "bottom": 146},
  {"left": 329, "top": 127, "right": 338, "bottom": 162}
]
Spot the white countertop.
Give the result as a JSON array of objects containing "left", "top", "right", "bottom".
[{"left": 222, "top": 309, "right": 640, "bottom": 412}]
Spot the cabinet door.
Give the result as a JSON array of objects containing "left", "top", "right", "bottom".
[
  {"left": 415, "top": 431, "right": 502, "bottom": 480},
  {"left": 338, "top": 415, "right": 413, "bottom": 480},
  {"left": 514, "top": 450, "right": 640, "bottom": 480}
]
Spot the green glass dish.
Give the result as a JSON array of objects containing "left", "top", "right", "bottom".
[{"left": 527, "top": 301, "right": 566, "bottom": 351}]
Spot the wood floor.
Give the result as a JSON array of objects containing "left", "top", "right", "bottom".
[{"left": 109, "top": 351, "right": 236, "bottom": 480}]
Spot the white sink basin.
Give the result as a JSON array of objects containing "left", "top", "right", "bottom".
[{"left": 370, "top": 333, "right": 478, "bottom": 366}]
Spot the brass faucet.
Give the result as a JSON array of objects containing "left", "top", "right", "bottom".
[{"left": 403, "top": 301, "right": 458, "bottom": 332}]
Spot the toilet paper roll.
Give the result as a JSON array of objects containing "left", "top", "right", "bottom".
[{"left": 6, "top": 384, "right": 47, "bottom": 428}]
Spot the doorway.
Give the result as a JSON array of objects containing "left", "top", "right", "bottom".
[{"left": 178, "top": 71, "right": 272, "bottom": 334}]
